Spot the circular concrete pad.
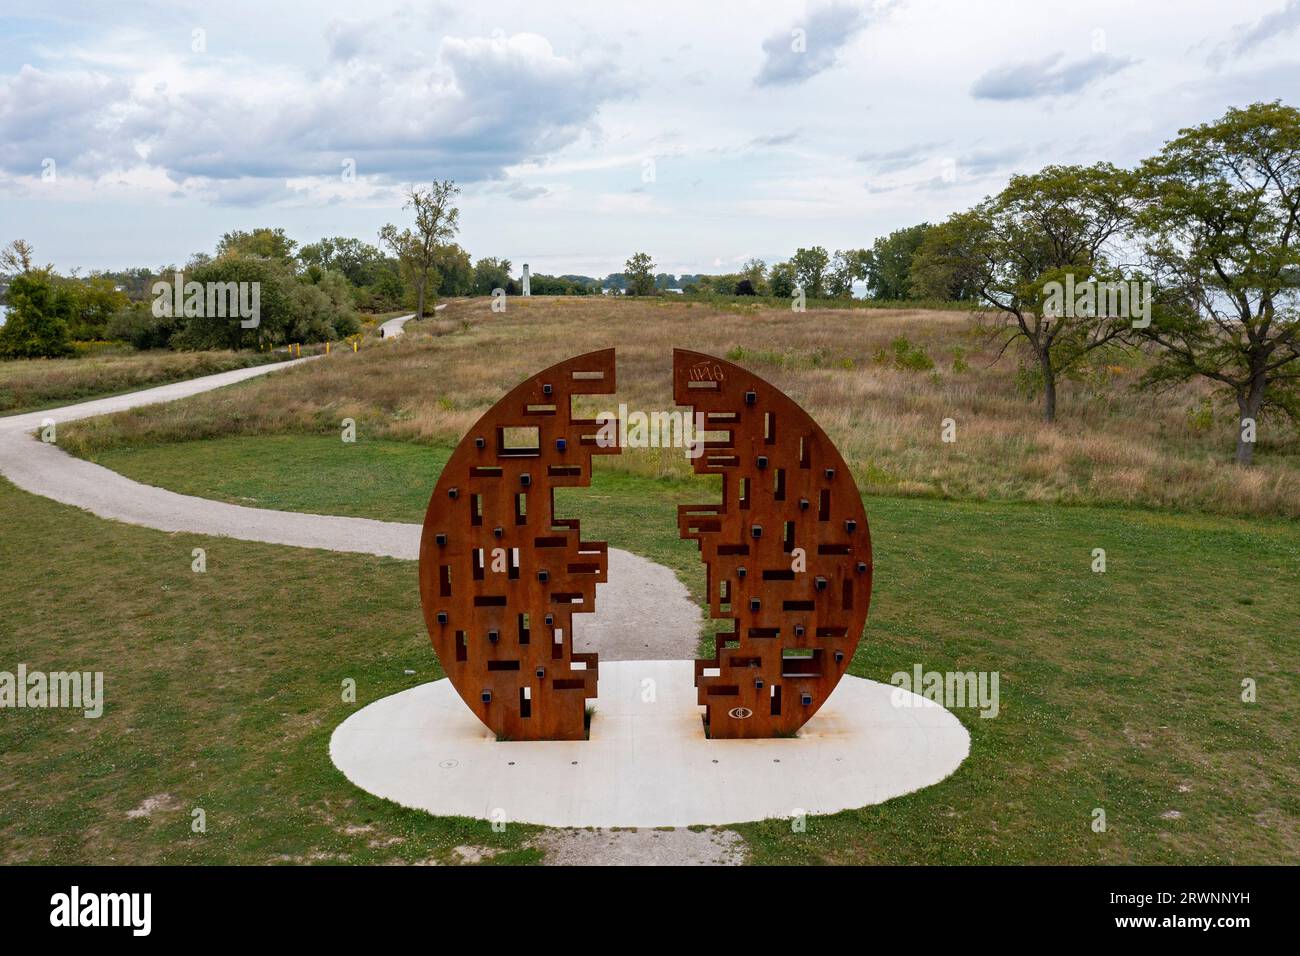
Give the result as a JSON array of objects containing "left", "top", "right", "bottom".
[{"left": 331, "top": 660, "right": 969, "bottom": 828}]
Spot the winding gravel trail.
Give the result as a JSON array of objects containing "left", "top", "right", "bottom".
[
  {"left": 378, "top": 302, "right": 445, "bottom": 339},
  {"left": 1, "top": 352, "right": 729, "bottom": 863},
  {"left": 0, "top": 355, "right": 701, "bottom": 660}
]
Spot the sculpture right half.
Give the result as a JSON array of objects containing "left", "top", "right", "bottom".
[{"left": 675, "top": 349, "right": 873, "bottom": 738}]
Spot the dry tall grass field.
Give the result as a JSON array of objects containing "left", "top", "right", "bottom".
[
  {"left": 60, "top": 296, "right": 1300, "bottom": 518},
  {"left": 0, "top": 348, "right": 284, "bottom": 415}
]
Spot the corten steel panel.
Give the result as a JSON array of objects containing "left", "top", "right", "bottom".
[
  {"left": 419, "top": 349, "right": 619, "bottom": 740},
  {"left": 674, "top": 349, "right": 873, "bottom": 738}
]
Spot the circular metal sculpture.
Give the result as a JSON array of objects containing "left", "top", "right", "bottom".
[
  {"left": 418, "top": 349, "right": 619, "bottom": 741},
  {"left": 674, "top": 348, "right": 873, "bottom": 738}
]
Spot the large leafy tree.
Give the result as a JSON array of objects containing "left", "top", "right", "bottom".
[
  {"left": 624, "top": 252, "right": 656, "bottom": 296},
  {"left": 1133, "top": 101, "right": 1300, "bottom": 465},
  {"left": 473, "top": 257, "right": 512, "bottom": 296},
  {"left": 67, "top": 275, "right": 129, "bottom": 340},
  {"left": 740, "top": 258, "right": 768, "bottom": 295},
  {"left": 1, "top": 239, "right": 39, "bottom": 275},
  {"left": 768, "top": 261, "right": 797, "bottom": 299},
  {"left": 912, "top": 163, "right": 1136, "bottom": 422},
  {"left": 298, "top": 236, "right": 386, "bottom": 286},
  {"left": 791, "top": 246, "right": 830, "bottom": 298},
  {"left": 379, "top": 181, "right": 460, "bottom": 320},
  {"left": 866, "top": 223, "right": 931, "bottom": 300},
  {"left": 0, "top": 271, "right": 74, "bottom": 359},
  {"left": 432, "top": 243, "right": 474, "bottom": 297},
  {"left": 826, "top": 248, "right": 870, "bottom": 298},
  {"left": 216, "top": 227, "right": 298, "bottom": 263},
  {"left": 171, "top": 258, "right": 291, "bottom": 350}
]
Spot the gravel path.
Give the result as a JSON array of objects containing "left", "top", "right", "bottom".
[
  {"left": 0, "top": 356, "right": 701, "bottom": 660},
  {"left": 0, "top": 353, "right": 718, "bottom": 864},
  {"left": 377, "top": 312, "right": 414, "bottom": 338},
  {"left": 377, "top": 303, "right": 444, "bottom": 339}
]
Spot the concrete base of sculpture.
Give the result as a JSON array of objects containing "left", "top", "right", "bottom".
[{"left": 329, "top": 660, "right": 969, "bottom": 828}]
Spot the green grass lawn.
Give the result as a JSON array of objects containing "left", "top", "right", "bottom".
[
  {"left": 0, "top": 476, "right": 543, "bottom": 864},
  {"left": 30, "top": 434, "right": 1298, "bottom": 864}
]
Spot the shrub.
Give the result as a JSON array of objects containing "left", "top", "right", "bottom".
[
  {"left": 0, "top": 271, "right": 74, "bottom": 359},
  {"left": 106, "top": 303, "right": 179, "bottom": 351},
  {"left": 887, "top": 336, "right": 934, "bottom": 371},
  {"left": 951, "top": 346, "right": 970, "bottom": 373}
]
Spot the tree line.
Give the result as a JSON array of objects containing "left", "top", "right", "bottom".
[
  {"left": 3, "top": 101, "right": 1295, "bottom": 465},
  {"left": 618, "top": 102, "right": 1300, "bottom": 465},
  {"left": 0, "top": 177, "right": 617, "bottom": 359},
  {"left": 907, "top": 100, "right": 1300, "bottom": 466}
]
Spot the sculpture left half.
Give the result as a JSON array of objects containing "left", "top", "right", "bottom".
[{"left": 418, "top": 349, "right": 619, "bottom": 740}]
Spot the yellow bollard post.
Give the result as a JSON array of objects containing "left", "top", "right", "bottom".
[
  {"left": 352, "top": 340, "right": 358, "bottom": 353},
  {"left": 326, "top": 341, "right": 331, "bottom": 355}
]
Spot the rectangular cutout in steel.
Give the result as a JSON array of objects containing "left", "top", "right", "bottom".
[{"left": 499, "top": 426, "right": 540, "bottom": 456}]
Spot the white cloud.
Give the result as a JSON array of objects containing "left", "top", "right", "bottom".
[
  {"left": 970, "top": 52, "right": 1137, "bottom": 101},
  {"left": 0, "top": 0, "right": 1292, "bottom": 276},
  {"left": 0, "top": 31, "right": 630, "bottom": 204},
  {"left": 0, "top": 66, "right": 139, "bottom": 175},
  {"left": 1208, "top": 0, "right": 1300, "bottom": 68},
  {"left": 754, "top": 1, "right": 881, "bottom": 87}
]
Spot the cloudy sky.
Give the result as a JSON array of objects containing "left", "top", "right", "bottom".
[{"left": 2, "top": 0, "right": 1298, "bottom": 276}]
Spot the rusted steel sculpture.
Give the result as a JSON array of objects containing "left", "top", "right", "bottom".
[
  {"left": 418, "top": 349, "right": 619, "bottom": 740},
  {"left": 675, "top": 349, "right": 873, "bottom": 738}
]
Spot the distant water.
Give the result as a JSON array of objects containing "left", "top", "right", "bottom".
[{"left": 0, "top": 304, "right": 7, "bottom": 327}]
